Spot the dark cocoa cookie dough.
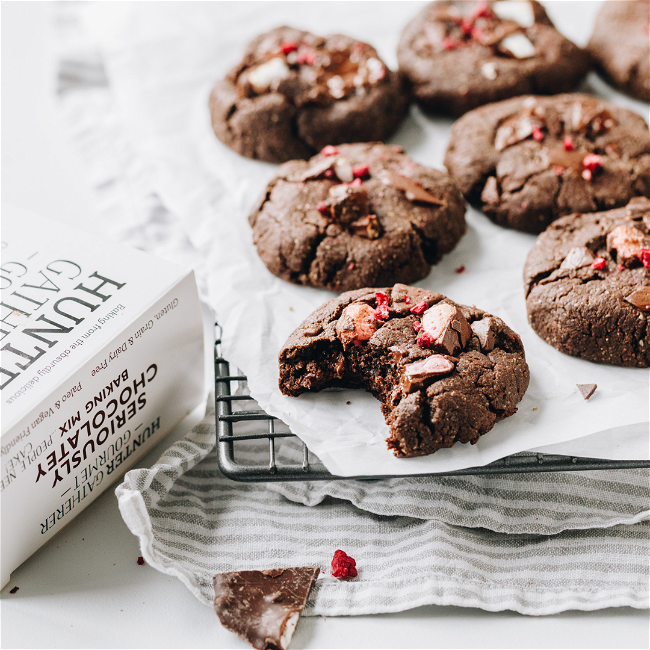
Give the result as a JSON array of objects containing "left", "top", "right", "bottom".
[
  {"left": 397, "top": 0, "right": 591, "bottom": 116},
  {"left": 444, "top": 93, "right": 650, "bottom": 233},
  {"left": 524, "top": 196, "right": 650, "bottom": 367},
  {"left": 588, "top": 0, "right": 650, "bottom": 102},
  {"left": 279, "top": 284, "right": 529, "bottom": 458},
  {"left": 249, "top": 142, "right": 467, "bottom": 291},
  {"left": 209, "top": 26, "right": 409, "bottom": 163}
]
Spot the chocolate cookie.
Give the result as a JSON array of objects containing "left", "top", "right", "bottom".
[
  {"left": 524, "top": 196, "right": 650, "bottom": 367},
  {"left": 209, "top": 27, "right": 409, "bottom": 163},
  {"left": 397, "top": 0, "right": 591, "bottom": 116},
  {"left": 444, "top": 93, "right": 650, "bottom": 233},
  {"left": 279, "top": 284, "right": 530, "bottom": 458},
  {"left": 249, "top": 142, "right": 467, "bottom": 291},
  {"left": 588, "top": 0, "right": 650, "bottom": 102}
]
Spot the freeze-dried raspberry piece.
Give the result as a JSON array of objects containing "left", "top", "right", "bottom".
[
  {"left": 317, "top": 201, "right": 329, "bottom": 215},
  {"left": 563, "top": 136, "right": 574, "bottom": 151},
  {"left": 416, "top": 331, "right": 433, "bottom": 348},
  {"left": 352, "top": 163, "right": 370, "bottom": 179},
  {"left": 591, "top": 257, "right": 607, "bottom": 270},
  {"left": 532, "top": 126, "right": 544, "bottom": 142},
  {"left": 331, "top": 550, "right": 357, "bottom": 578},
  {"left": 321, "top": 145, "right": 339, "bottom": 157},
  {"left": 639, "top": 248, "right": 650, "bottom": 269},
  {"left": 413, "top": 321, "right": 423, "bottom": 332},
  {"left": 410, "top": 300, "right": 428, "bottom": 316},
  {"left": 280, "top": 41, "right": 298, "bottom": 54},
  {"left": 375, "top": 292, "right": 390, "bottom": 320},
  {"left": 582, "top": 153, "right": 603, "bottom": 171},
  {"left": 137, "top": 556, "right": 146, "bottom": 566}
]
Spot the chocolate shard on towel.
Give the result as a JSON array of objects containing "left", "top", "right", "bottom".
[
  {"left": 576, "top": 383, "right": 597, "bottom": 400},
  {"left": 213, "top": 567, "right": 319, "bottom": 650}
]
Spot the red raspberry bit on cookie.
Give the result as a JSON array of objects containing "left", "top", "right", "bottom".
[
  {"left": 375, "top": 292, "right": 390, "bottom": 321},
  {"left": 280, "top": 41, "right": 298, "bottom": 54},
  {"left": 582, "top": 153, "right": 603, "bottom": 171},
  {"left": 331, "top": 550, "right": 357, "bottom": 579},
  {"left": 416, "top": 332, "right": 433, "bottom": 349},
  {"left": 321, "top": 145, "right": 339, "bottom": 157},
  {"left": 532, "top": 126, "right": 544, "bottom": 142},
  {"left": 324, "top": 169, "right": 334, "bottom": 178},
  {"left": 442, "top": 37, "right": 460, "bottom": 51},
  {"left": 413, "top": 321, "right": 422, "bottom": 332},
  {"left": 554, "top": 166, "right": 565, "bottom": 176},
  {"left": 461, "top": 19, "right": 474, "bottom": 35},
  {"left": 348, "top": 262, "right": 355, "bottom": 271},
  {"left": 352, "top": 163, "right": 370, "bottom": 179},
  {"left": 404, "top": 297, "right": 411, "bottom": 304},
  {"left": 317, "top": 201, "right": 329, "bottom": 215},
  {"left": 618, "top": 264, "right": 625, "bottom": 271},
  {"left": 591, "top": 257, "right": 607, "bottom": 270},
  {"left": 410, "top": 300, "right": 429, "bottom": 316},
  {"left": 455, "top": 265, "right": 466, "bottom": 274},
  {"left": 346, "top": 178, "right": 363, "bottom": 187},
  {"left": 639, "top": 248, "right": 650, "bottom": 269},
  {"left": 563, "top": 136, "right": 574, "bottom": 151}
]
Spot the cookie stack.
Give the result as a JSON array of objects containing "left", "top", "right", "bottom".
[{"left": 207, "top": 0, "right": 650, "bottom": 459}]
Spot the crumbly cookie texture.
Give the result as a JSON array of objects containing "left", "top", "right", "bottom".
[
  {"left": 588, "top": 0, "right": 650, "bottom": 102},
  {"left": 397, "top": 0, "right": 591, "bottom": 116},
  {"left": 209, "top": 26, "right": 409, "bottom": 163},
  {"left": 279, "top": 284, "right": 529, "bottom": 458},
  {"left": 444, "top": 93, "right": 650, "bottom": 233},
  {"left": 249, "top": 143, "right": 467, "bottom": 291},
  {"left": 524, "top": 196, "right": 650, "bottom": 367}
]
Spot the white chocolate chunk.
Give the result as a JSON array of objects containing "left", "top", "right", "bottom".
[
  {"left": 481, "top": 62, "right": 497, "bottom": 80},
  {"left": 500, "top": 33, "right": 536, "bottom": 58},
  {"left": 280, "top": 611, "right": 300, "bottom": 650},
  {"left": 248, "top": 57, "right": 291, "bottom": 92},
  {"left": 493, "top": 1, "right": 535, "bottom": 27},
  {"left": 333, "top": 157, "right": 354, "bottom": 183}
]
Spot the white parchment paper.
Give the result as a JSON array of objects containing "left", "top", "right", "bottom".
[{"left": 82, "top": 1, "right": 649, "bottom": 476}]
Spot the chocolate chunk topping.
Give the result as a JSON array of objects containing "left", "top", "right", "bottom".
[
  {"left": 471, "top": 317, "right": 497, "bottom": 352},
  {"left": 381, "top": 170, "right": 446, "bottom": 205},
  {"left": 336, "top": 302, "right": 378, "bottom": 349},
  {"left": 560, "top": 246, "right": 595, "bottom": 270},
  {"left": 421, "top": 302, "right": 471, "bottom": 355},
  {"left": 494, "top": 110, "right": 543, "bottom": 151},
  {"left": 213, "top": 567, "right": 319, "bottom": 650},
  {"left": 576, "top": 383, "right": 597, "bottom": 400},
  {"left": 607, "top": 225, "right": 645, "bottom": 268},
  {"left": 625, "top": 286, "right": 650, "bottom": 311},
  {"left": 403, "top": 354, "right": 455, "bottom": 392},
  {"left": 391, "top": 283, "right": 441, "bottom": 315},
  {"left": 327, "top": 185, "right": 370, "bottom": 225},
  {"left": 289, "top": 157, "right": 336, "bottom": 181}
]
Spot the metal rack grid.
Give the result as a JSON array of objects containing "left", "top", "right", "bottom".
[{"left": 214, "top": 325, "right": 650, "bottom": 482}]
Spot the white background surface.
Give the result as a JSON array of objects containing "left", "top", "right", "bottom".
[{"left": 1, "top": 2, "right": 648, "bottom": 648}]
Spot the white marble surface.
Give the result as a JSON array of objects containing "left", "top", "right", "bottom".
[{"left": 1, "top": 2, "right": 648, "bottom": 648}]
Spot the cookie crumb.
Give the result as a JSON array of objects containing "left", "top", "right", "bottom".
[
  {"left": 576, "top": 384, "right": 597, "bottom": 400},
  {"left": 9, "top": 586, "right": 19, "bottom": 594}
]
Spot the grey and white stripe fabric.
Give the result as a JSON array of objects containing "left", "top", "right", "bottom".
[{"left": 115, "top": 405, "right": 650, "bottom": 617}]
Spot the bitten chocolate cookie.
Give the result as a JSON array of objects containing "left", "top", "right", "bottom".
[
  {"left": 397, "top": 0, "right": 591, "bottom": 116},
  {"left": 279, "top": 284, "right": 529, "bottom": 458},
  {"left": 249, "top": 142, "right": 467, "bottom": 291},
  {"left": 209, "top": 27, "right": 409, "bottom": 163},
  {"left": 444, "top": 93, "right": 650, "bottom": 233},
  {"left": 524, "top": 196, "right": 650, "bottom": 367},
  {"left": 588, "top": 0, "right": 650, "bottom": 102}
]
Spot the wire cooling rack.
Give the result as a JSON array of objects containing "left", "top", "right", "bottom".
[{"left": 214, "top": 325, "right": 650, "bottom": 482}]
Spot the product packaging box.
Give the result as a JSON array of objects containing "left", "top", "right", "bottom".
[{"left": 1, "top": 206, "right": 205, "bottom": 588}]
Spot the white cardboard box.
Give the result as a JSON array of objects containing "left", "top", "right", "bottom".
[{"left": 0, "top": 206, "right": 205, "bottom": 587}]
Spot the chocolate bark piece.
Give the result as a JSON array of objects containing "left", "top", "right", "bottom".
[
  {"left": 576, "top": 383, "right": 597, "bottom": 400},
  {"left": 213, "top": 567, "right": 319, "bottom": 650},
  {"left": 588, "top": 0, "right": 650, "bottom": 102},
  {"left": 279, "top": 284, "right": 529, "bottom": 458},
  {"left": 445, "top": 94, "right": 650, "bottom": 233},
  {"left": 209, "top": 27, "right": 409, "bottom": 163},
  {"left": 249, "top": 143, "right": 467, "bottom": 291},
  {"left": 397, "top": 0, "right": 590, "bottom": 116},
  {"left": 524, "top": 197, "right": 650, "bottom": 367}
]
